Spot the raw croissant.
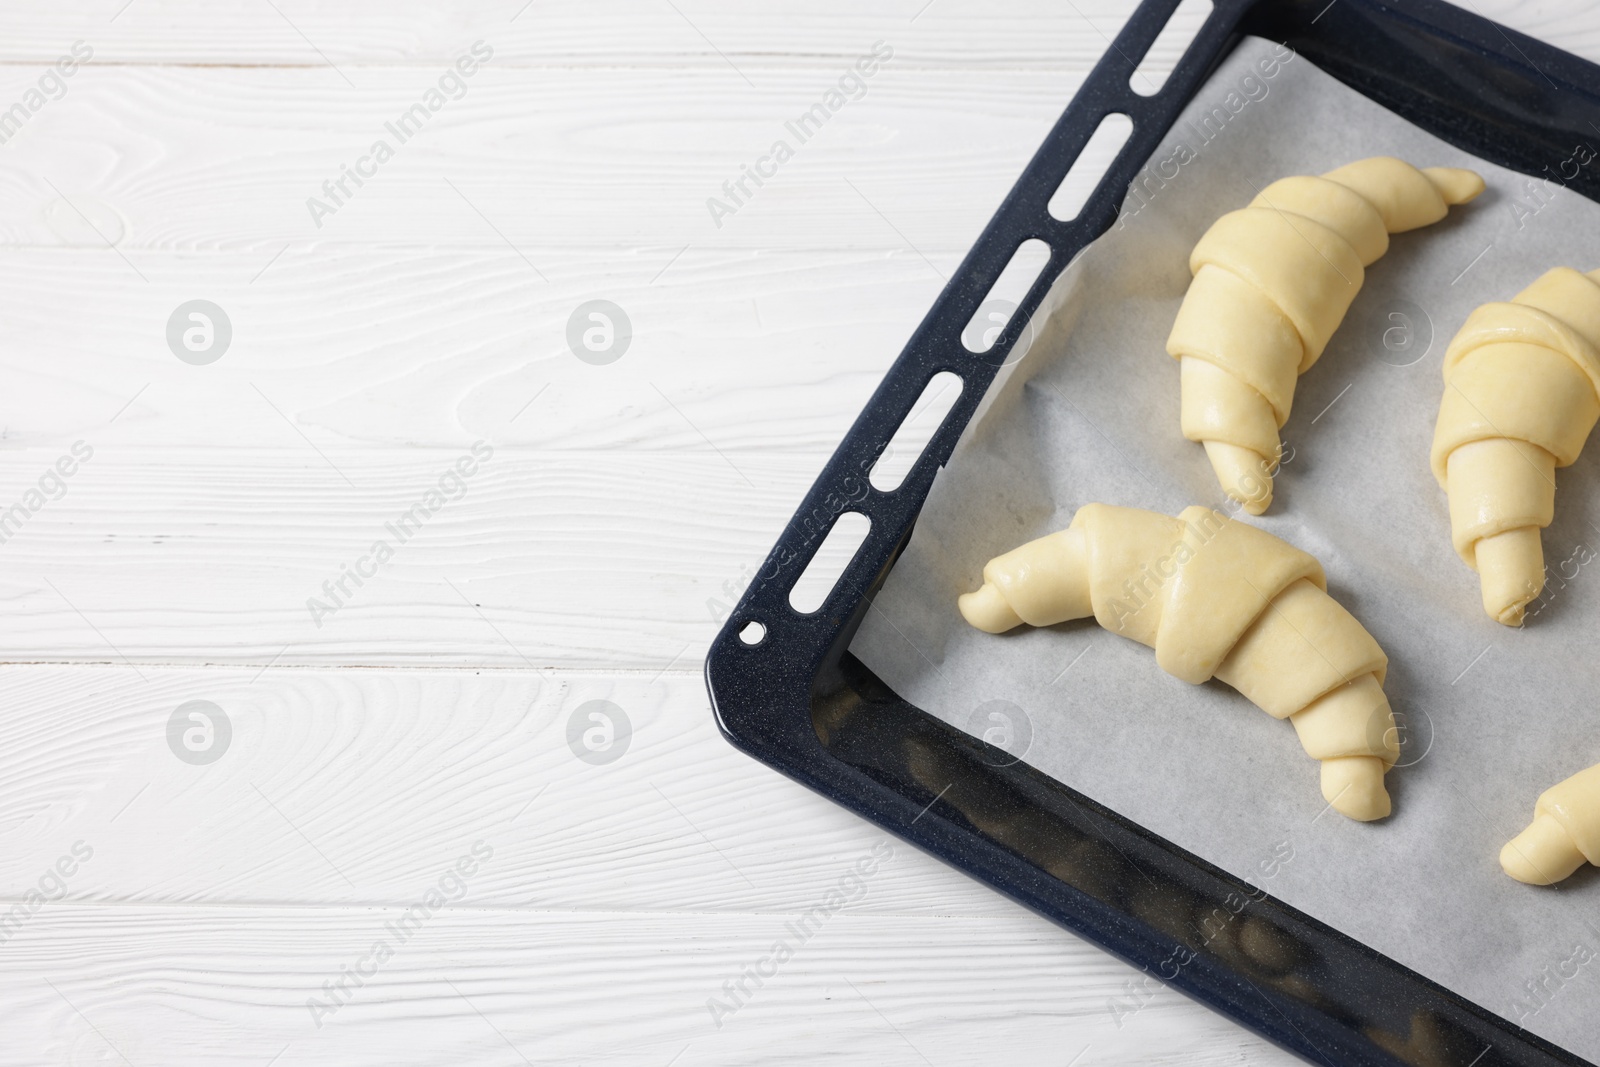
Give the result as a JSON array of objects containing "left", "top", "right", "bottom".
[
  {"left": 1501, "top": 759, "right": 1600, "bottom": 885},
  {"left": 1430, "top": 267, "right": 1600, "bottom": 626},
  {"left": 1168, "top": 157, "right": 1484, "bottom": 513},
  {"left": 958, "top": 504, "right": 1399, "bottom": 821}
]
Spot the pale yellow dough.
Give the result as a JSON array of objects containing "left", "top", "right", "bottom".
[
  {"left": 1501, "top": 760, "right": 1600, "bottom": 885},
  {"left": 958, "top": 504, "right": 1399, "bottom": 821},
  {"left": 1167, "top": 157, "right": 1484, "bottom": 514},
  {"left": 1430, "top": 267, "right": 1600, "bottom": 626}
]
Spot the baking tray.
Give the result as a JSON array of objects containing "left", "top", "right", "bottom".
[{"left": 702, "top": 1, "right": 1600, "bottom": 1064}]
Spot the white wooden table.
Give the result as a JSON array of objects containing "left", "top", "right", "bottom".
[{"left": 0, "top": 3, "right": 1592, "bottom": 1064}]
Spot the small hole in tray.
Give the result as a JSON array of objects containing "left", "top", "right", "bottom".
[
  {"left": 788, "top": 512, "right": 872, "bottom": 615},
  {"left": 1048, "top": 113, "right": 1133, "bottom": 221},
  {"left": 961, "top": 238, "right": 1051, "bottom": 358},
  {"left": 869, "top": 371, "right": 964, "bottom": 493},
  {"left": 1128, "top": 0, "right": 1213, "bottom": 96},
  {"left": 738, "top": 620, "right": 766, "bottom": 645}
]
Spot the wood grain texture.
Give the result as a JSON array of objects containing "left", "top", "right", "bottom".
[
  {"left": 0, "top": 666, "right": 1010, "bottom": 915},
  {"left": 0, "top": 249, "right": 934, "bottom": 451},
  {"left": 0, "top": 65, "right": 1067, "bottom": 253},
  {"left": 0, "top": 907, "right": 1293, "bottom": 1067},
  {"left": 0, "top": 449, "right": 829, "bottom": 667},
  {"left": 0, "top": 0, "right": 1205, "bottom": 69}
]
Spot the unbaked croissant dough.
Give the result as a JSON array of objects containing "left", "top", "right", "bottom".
[
  {"left": 1501, "top": 759, "right": 1600, "bottom": 885},
  {"left": 1430, "top": 267, "right": 1600, "bottom": 626},
  {"left": 1168, "top": 157, "right": 1484, "bottom": 513},
  {"left": 959, "top": 504, "right": 1399, "bottom": 821}
]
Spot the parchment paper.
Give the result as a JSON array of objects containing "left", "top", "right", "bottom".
[{"left": 851, "top": 36, "right": 1600, "bottom": 1059}]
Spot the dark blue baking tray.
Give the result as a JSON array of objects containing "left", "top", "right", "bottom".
[{"left": 704, "top": 1, "right": 1600, "bottom": 1063}]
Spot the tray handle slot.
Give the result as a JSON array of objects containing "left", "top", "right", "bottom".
[
  {"left": 869, "top": 371, "right": 965, "bottom": 493},
  {"left": 1129, "top": 0, "right": 1217, "bottom": 96},
  {"left": 787, "top": 511, "right": 874, "bottom": 615},
  {"left": 961, "top": 239, "right": 1053, "bottom": 363},
  {"left": 1047, "top": 112, "right": 1136, "bottom": 222}
]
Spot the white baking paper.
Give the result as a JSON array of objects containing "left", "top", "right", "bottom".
[{"left": 851, "top": 35, "right": 1600, "bottom": 1059}]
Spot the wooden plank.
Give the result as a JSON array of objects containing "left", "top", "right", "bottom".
[
  {"left": 0, "top": 65, "right": 1068, "bottom": 252},
  {"left": 0, "top": 450, "right": 843, "bottom": 667},
  {"left": 0, "top": 666, "right": 1013, "bottom": 915},
  {"left": 0, "top": 0, "right": 1192, "bottom": 70},
  {"left": 0, "top": 249, "right": 934, "bottom": 452},
  {"left": 0, "top": 906, "right": 1296, "bottom": 1066}
]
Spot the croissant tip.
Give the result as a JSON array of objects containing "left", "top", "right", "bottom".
[
  {"left": 1493, "top": 602, "right": 1529, "bottom": 628},
  {"left": 958, "top": 583, "right": 1023, "bottom": 633},
  {"left": 1500, "top": 815, "right": 1585, "bottom": 885},
  {"left": 1201, "top": 440, "right": 1275, "bottom": 515},
  {"left": 1500, "top": 841, "right": 1556, "bottom": 885},
  {"left": 1422, "top": 166, "right": 1486, "bottom": 206},
  {"left": 1237, "top": 493, "right": 1271, "bottom": 516},
  {"left": 1321, "top": 757, "right": 1391, "bottom": 821},
  {"left": 1473, "top": 526, "right": 1544, "bottom": 626},
  {"left": 1336, "top": 790, "right": 1391, "bottom": 822}
]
